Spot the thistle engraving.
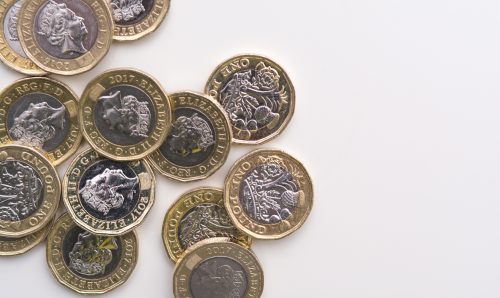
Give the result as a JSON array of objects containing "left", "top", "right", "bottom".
[
  {"left": 79, "top": 168, "right": 138, "bottom": 215},
  {"left": 111, "top": 0, "right": 145, "bottom": 22},
  {"left": 240, "top": 156, "right": 301, "bottom": 224},
  {"left": 191, "top": 258, "right": 247, "bottom": 298},
  {"left": 220, "top": 62, "right": 288, "bottom": 139},
  {"left": 167, "top": 113, "right": 215, "bottom": 157},
  {"left": 9, "top": 102, "right": 65, "bottom": 148},
  {"left": 179, "top": 204, "right": 239, "bottom": 249},
  {"left": 68, "top": 231, "right": 118, "bottom": 276},
  {"left": 0, "top": 161, "right": 43, "bottom": 221},
  {"left": 37, "top": 0, "right": 88, "bottom": 55},
  {"left": 99, "top": 90, "right": 151, "bottom": 138}
]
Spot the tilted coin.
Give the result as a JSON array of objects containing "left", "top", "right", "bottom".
[
  {"left": 148, "top": 91, "right": 232, "bottom": 182},
  {"left": 205, "top": 54, "right": 295, "bottom": 144},
  {"left": 225, "top": 149, "right": 313, "bottom": 239},
  {"left": 80, "top": 69, "right": 172, "bottom": 161},
  {"left": 173, "top": 238, "right": 264, "bottom": 298},
  {"left": 0, "top": 217, "right": 53, "bottom": 256},
  {"left": 17, "top": 0, "right": 113, "bottom": 75},
  {"left": 0, "top": 0, "right": 45, "bottom": 75},
  {"left": 63, "top": 147, "right": 155, "bottom": 235},
  {"left": 162, "top": 187, "right": 251, "bottom": 262},
  {"left": 110, "top": 0, "right": 170, "bottom": 41},
  {"left": 0, "top": 144, "right": 61, "bottom": 238},
  {"left": 47, "top": 213, "right": 138, "bottom": 294},
  {"left": 0, "top": 77, "right": 82, "bottom": 165}
]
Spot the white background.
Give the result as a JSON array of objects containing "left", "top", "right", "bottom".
[{"left": 2, "top": 0, "right": 500, "bottom": 297}]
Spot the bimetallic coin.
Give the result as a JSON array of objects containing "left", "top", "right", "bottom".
[
  {"left": 0, "top": 77, "right": 82, "bottom": 165},
  {"left": 47, "top": 213, "right": 138, "bottom": 294},
  {"left": 63, "top": 148, "right": 155, "bottom": 235},
  {"left": 17, "top": 0, "right": 113, "bottom": 75},
  {"left": 173, "top": 238, "right": 264, "bottom": 298},
  {"left": 111, "top": 0, "right": 170, "bottom": 41},
  {"left": 80, "top": 69, "right": 172, "bottom": 161},
  {"left": 224, "top": 149, "right": 313, "bottom": 240},
  {"left": 0, "top": 217, "right": 53, "bottom": 256},
  {"left": 148, "top": 91, "right": 232, "bottom": 182},
  {"left": 205, "top": 54, "right": 295, "bottom": 144},
  {"left": 0, "top": 0, "right": 45, "bottom": 75},
  {"left": 0, "top": 144, "right": 61, "bottom": 238},
  {"left": 162, "top": 187, "right": 251, "bottom": 262}
]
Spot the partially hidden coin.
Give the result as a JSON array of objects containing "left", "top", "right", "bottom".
[
  {"left": 148, "top": 91, "right": 232, "bottom": 182},
  {"left": 173, "top": 238, "right": 264, "bottom": 298},
  {"left": 162, "top": 187, "right": 251, "bottom": 262},
  {"left": 47, "top": 213, "right": 138, "bottom": 294},
  {"left": 0, "top": 0, "right": 46, "bottom": 75},
  {"left": 205, "top": 54, "right": 295, "bottom": 144},
  {"left": 80, "top": 69, "right": 172, "bottom": 161},
  {"left": 224, "top": 149, "right": 313, "bottom": 240},
  {"left": 17, "top": 0, "right": 113, "bottom": 75},
  {"left": 63, "top": 147, "right": 155, "bottom": 235},
  {"left": 0, "top": 144, "right": 61, "bottom": 238},
  {"left": 0, "top": 216, "right": 53, "bottom": 256},
  {"left": 110, "top": 0, "right": 170, "bottom": 41},
  {"left": 0, "top": 76, "right": 82, "bottom": 165}
]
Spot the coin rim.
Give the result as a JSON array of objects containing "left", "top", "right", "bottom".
[
  {"left": 46, "top": 212, "right": 139, "bottom": 295},
  {"left": 17, "top": 0, "right": 114, "bottom": 75},
  {"left": 204, "top": 54, "right": 296, "bottom": 145},
  {"left": 112, "top": 0, "right": 170, "bottom": 41},
  {"left": 0, "top": 143, "right": 61, "bottom": 237},
  {"left": 79, "top": 68, "right": 172, "bottom": 161},
  {"left": 0, "top": 216, "right": 54, "bottom": 256},
  {"left": 62, "top": 147, "right": 156, "bottom": 236},
  {"left": 147, "top": 91, "right": 232, "bottom": 182},
  {"left": 173, "top": 237, "right": 264, "bottom": 298},
  {"left": 162, "top": 187, "right": 252, "bottom": 262},
  {"left": 0, "top": 76, "right": 83, "bottom": 166},
  {"left": 0, "top": 0, "right": 47, "bottom": 75},
  {"left": 224, "top": 148, "right": 314, "bottom": 240}
]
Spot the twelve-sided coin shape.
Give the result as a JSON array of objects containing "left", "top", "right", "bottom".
[
  {"left": 224, "top": 149, "right": 313, "bottom": 239},
  {"left": 63, "top": 148, "right": 155, "bottom": 235},
  {"left": 162, "top": 187, "right": 251, "bottom": 262},
  {"left": 148, "top": 91, "right": 232, "bottom": 182},
  {"left": 79, "top": 69, "right": 172, "bottom": 161},
  {"left": 47, "top": 213, "right": 138, "bottom": 294},
  {"left": 0, "top": 77, "right": 82, "bottom": 165},
  {"left": 205, "top": 54, "right": 295, "bottom": 144}
]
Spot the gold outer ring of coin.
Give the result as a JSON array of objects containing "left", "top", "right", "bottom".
[
  {"left": 0, "top": 144, "right": 61, "bottom": 237},
  {"left": 205, "top": 54, "right": 296, "bottom": 145},
  {"left": 162, "top": 187, "right": 252, "bottom": 262},
  {"left": 0, "top": 76, "right": 83, "bottom": 166},
  {"left": 173, "top": 238, "right": 264, "bottom": 298},
  {"left": 112, "top": 0, "right": 170, "bottom": 41},
  {"left": 79, "top": 68, "right": 172, "bottom": 161},
  {"left": 0, "top": 216, "right": 54, "bottom": 256},
  {"left": 147, "top": 91, "right": 232, "bottom": 182},
  {"left": 46, "top": 213, "right": 138, "bottom": 295},
  {"left": 224, "top": 148, "right": 313, "bottom": 240},
  {"left": 0, "top": 0, "right": 46, "bottom": 75},
  {"left": 62, "top": 147, "right": 156, "bottom": 236},
  {"left": 17, "top": 0, "right": 114, "bottom": 75}
]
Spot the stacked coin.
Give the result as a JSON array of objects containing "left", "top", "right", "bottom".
[{"left": 0, "top": 0, "right": 170, "bottom": 75}]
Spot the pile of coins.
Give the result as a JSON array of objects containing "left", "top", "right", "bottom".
[
  {"left": 0, "top": 53, "right": 313, "bottom": 297},
  {"left": 0, "top": 0, "right": 170, "bottom": 75}
]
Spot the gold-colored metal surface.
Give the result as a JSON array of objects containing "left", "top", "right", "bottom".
[
  {"left": 0, "top": 217, "right": 53, "bottom": 256},
  {"left": 46, "top": 213, "right": 138, "bottom": 294},
  {"left": 205, "top": 54, "right": 295, "bottom": 144},
  {"left": 224, "top": 149, "right": 313, "bottom": 240},
  {"left": 147, "top": 91, "right": 232, "bottom": 182},
  {"left": 162, "top": 187, "right": 251, "bottom": 262},
  {"left": 0, "top": 77, "right": 82, "bottom": 165}
]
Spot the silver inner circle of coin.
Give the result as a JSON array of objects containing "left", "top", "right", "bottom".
[
  {"left": 4, "top": 0, "right": 27, "bottom": 58},
  {"left": 189, "top": 256, "right": 248, "bottom": 298},
  {"left": 111, "top": 0, "right": 154, "bottom": 25}
]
